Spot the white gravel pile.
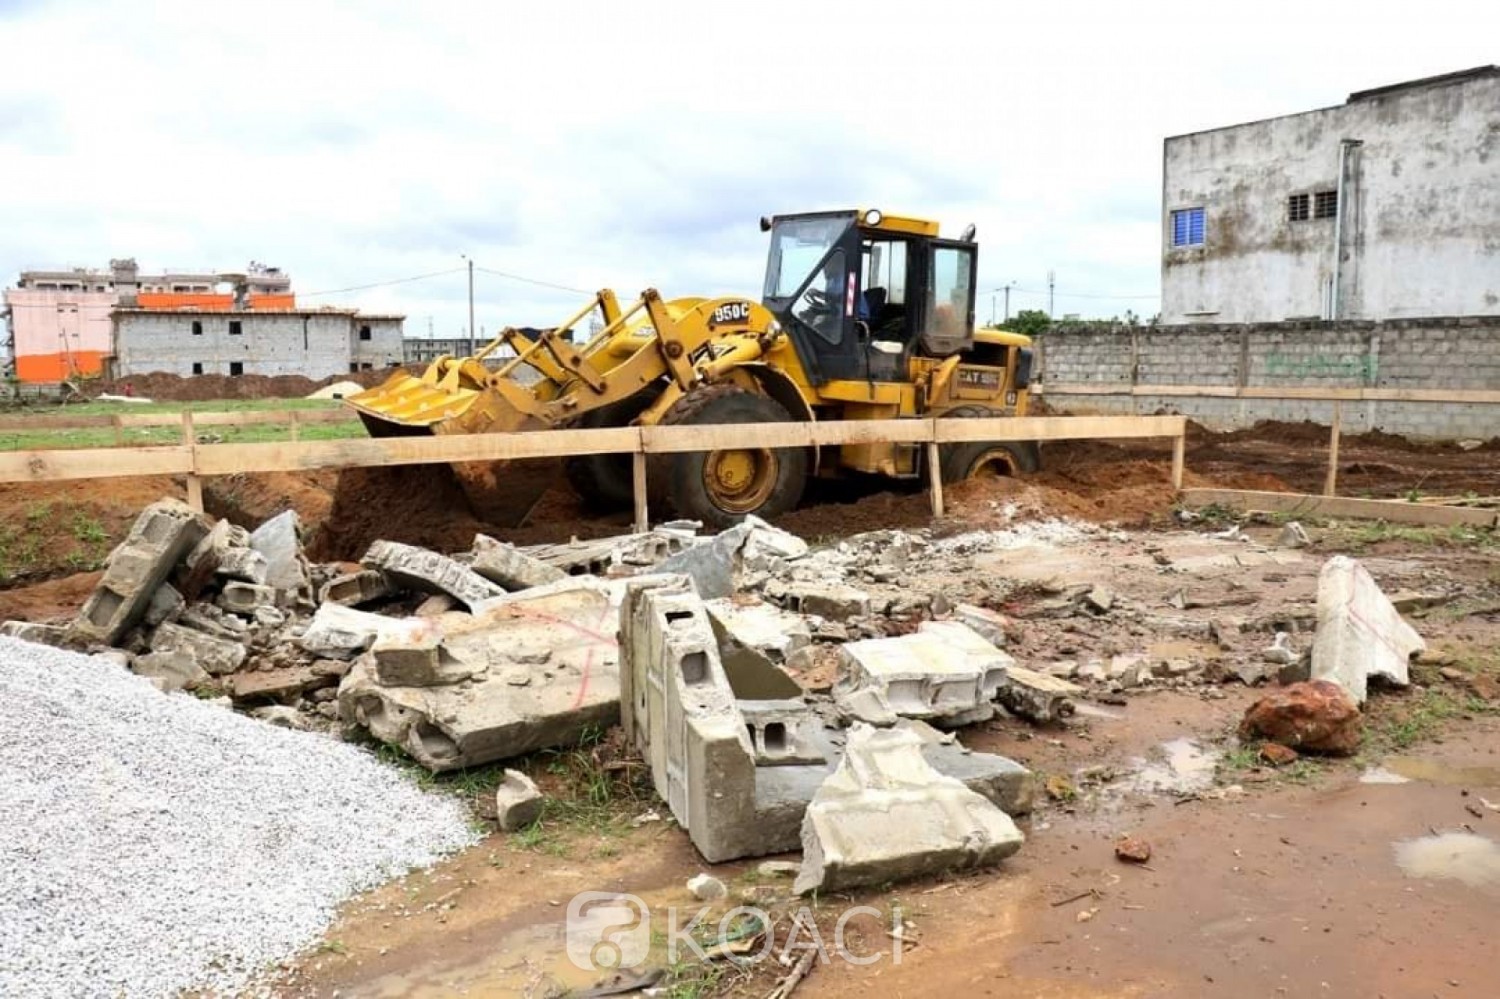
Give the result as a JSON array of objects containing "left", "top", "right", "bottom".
[{"left": 0, "top": 637, "right": 479, "bottom": 998}]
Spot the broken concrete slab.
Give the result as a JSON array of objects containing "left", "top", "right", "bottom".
[
  {"left": 705, "top": 597, "right": 811, "bottom": 664},
  {"left": 992, "top": 665, "right": 1082, "bottom": 723},
  {"left": 339, "top": 578, "right": 627, "bottom": 772},
  {"left": 1278, "top": 521, "right": 1310, "bottom": 549},
  {"left": 369, "top": 631, "right": 481, "bottom": 687},
  {"left": 217, "top": 582, "right": 277, "bottom": 616},
  {"left": 176, "top": 519, "right": 252, "bottom": 599},
  {"left": 318, "top": 569, "right": 396, "bottom": 608},
  {"left": 213, "top": 547, "right": 270, "bottom": 587},
  {"left": 494, "top": 769, "right": 545, "bottom": 831},
  {"left": 361, "top": 539, "right": 504, "bottom": 611},
  {"left": 794, "top": 723, "right": 1023, "bottom": 895},
  {"left": 1310, "top": 556, "right": 1424, "bottom": 704},
  {"left": 298, "top": 602, "right": 428, "bottom": 659},
  {"left": 68, "top": 499, "right": 211, "bottom": 646},
  {"left": 230, "top": 665, "right": 328, "bottom": 701},
  {"left": 130, "top": 650, "right": 209, "bottom": 693},
  {"left": 833, "top": 621, "right": 1011, "bottom": 727},
  {"left": 952, "top": 603, "right": 1009, "bottom": 646},
  {"left": 471, "top": 534, "right": 567, "bottom": 591},
  {"left": 148, "top": 621, "right": 247, "bottom": 676},
  {"left": 249, "top": 510, "right": 312, "bottom": 604},
  {"left": 178, "top": 604, "right": 249, "bottom": 642}
]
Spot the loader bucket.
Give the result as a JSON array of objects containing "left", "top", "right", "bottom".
[
  {"left": 344, "top": 358, "right": 560, "bottom": 527},
  {"left": 345, "top": 361, "right": 484, "bottom": 436}
]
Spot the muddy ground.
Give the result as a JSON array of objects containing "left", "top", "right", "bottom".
[{"left": 3, "top": 421, "right": 1500, "bottom": 998}]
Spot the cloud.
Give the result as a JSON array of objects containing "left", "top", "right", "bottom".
[{"left": 1, "top": 0, "right": 1497, "bottom": 339}]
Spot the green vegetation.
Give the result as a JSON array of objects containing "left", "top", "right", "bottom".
[{"left": 0, "top": 398, "right": 364, "bottom": 451}]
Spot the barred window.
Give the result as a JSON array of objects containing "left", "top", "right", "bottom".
[
  {"left": 1314, "top": 190, "right": 1338, "bottom": 219},
  {"left": 1288, "top": 193, "right": 1310, "bottom": 222}
]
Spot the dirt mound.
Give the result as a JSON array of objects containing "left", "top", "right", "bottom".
[
  {"left": 88, "top": 368, "right": 402, "bottom": 402},
  {"left": 0, "top": 478, "right": 180, "bottom": 588},
  {"left": 204, "top": 471, "right": 339, "bottom": 533},
  {"left": 0, "top": 570, "right": 100, "bottom": 622}
]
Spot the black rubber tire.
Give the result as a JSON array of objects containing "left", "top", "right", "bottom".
[
  {"left": 937, "top": 405, "right": 1042, "bottom": 484},
  {"left": 564, "top": 392, "right": 661, "bottom": 512},
  {"left": 652, "top": 384, "right": 808, "bottom": 529}
]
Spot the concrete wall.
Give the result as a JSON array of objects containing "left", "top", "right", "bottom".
[
  {"left": 1, "top": 288, "right": 116, "bottom": 380},
  {"left": 114, "top": 312, "right": 403, "bottom": 378},
  {"left": 349, "top": 318, "right": 404, "bottom": 370},
  {"left": 1037, "top": 318, "right": 1500, "bottom": 440},
  {"left": 1162, "top": 69, "right": 1500, "bottom": 324}
]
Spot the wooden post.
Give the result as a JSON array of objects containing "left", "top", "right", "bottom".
[
  {"left": 632, "top": 450, "right": 648, "bottom": 533},
  {"left": 1324, "top": 400, "right": 1343, "bottom": 497},
  {"left": 926, "top": 441, "right": 945, "bottom": 517},
  {"left": 181, "top": 410, "right": 204, "bottom": 511},
  {"left": 180, "top": 408, "right": 195, "bottom": 445},
  {"left": 111, "top": 413, "right": 124, "bottom": 447},
  {"left": 1171, "top": 431, "right": 1186, "bottom": 491},
  {"left": 289, "top": 410, "right": 300, "bottom": 443}
]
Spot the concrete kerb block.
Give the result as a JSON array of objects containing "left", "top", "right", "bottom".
[
  {"left": 362, "top": 539, "right": 504, "bottom": 611},
  {"left": 69, "top": 499, "right": 211, "bottom": 646},
  {"left": 794, "top": 723, "right": 1024, "bottom": 895},
  {"left": 471, "top": 534, "right": 567, "bottom": 591},
  {"left": 992, "top": 665, "right": 1083, "bottom": 724},
  {"left": 1310, "top": 555, "right": 1424, "bottom": 704}
]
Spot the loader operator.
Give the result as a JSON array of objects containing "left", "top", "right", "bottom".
[{"left": 797, "top": 255, "right": 851, "bottom": 341}]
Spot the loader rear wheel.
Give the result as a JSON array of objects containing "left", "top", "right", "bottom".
[
  {"left": 654, "top": 384, "right": 807, "bottom": 529},
  {"left": 938, "top": 405, "right": 1041, "bottom": 484}
]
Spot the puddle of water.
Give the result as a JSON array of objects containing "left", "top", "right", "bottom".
[
  {"left": 1394, "top": 833, "right": 1500, "bottom": 888},
  {"left": 1128, "top": 738, "right": 1220, "bottom": 795},
  {"left": 1383, "top": 757, "right": 1500, "bottom": 788},
  {"left": 1359, "top": 766, "right": 1412, "bottom": 785}
]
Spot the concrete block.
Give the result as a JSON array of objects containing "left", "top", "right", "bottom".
[
  {"left": 361, "top": 539, "right": 504, "bottom": 610},
  {"left": 298, "top": 602, "right": 429, "bottom": 659},
  {"left": 471, "top": 534, "right": 567, "bottom": 590},
  {"left": 178, "top": 604, "right": 249, "bottom": 641},
  {"left": 782, "top": 582, "right": 871, "bottom": 620},
  {"left": 148, "top": 621, "right": 247, "bottom": 676},
  {"left": 992, "top": 665, "right": 1082, "bottom": 723},
  {"left": 739, "top": 699, "right": 829, "bottom": 766},
  {"left": 249, "top": 510, "right": 312, "bottom": 603},
  {"left": 494, "top": 769, "right": 545, "bottom": 831},
  {"left": 217, "top": 581, "right": 277, "bottom": 615},
  {"left": 143, "top": 584, "right": 185, "bottom": 627},
  {"left": 794, "top": 723, "right": 1023, "bottom": 895},
  {"left": 952, "top": 603, "right": 1009, "bottom": 646},
  {"left": 131, "top": 650, "right": 210, "bottom": 693},
  {"left": 214, "top": 547, "right": 270, "bottom": 586},
  {"left": 705, "top": 597, "right": 811, "bottom": 664},
  {"left": 338, "top": 578, "right": 626, "bottom": 772},
  {"left": 833, "top": 622, "right": 1011, "bottom": 727},
  {"left": 369, "top": 631, "right": 482, "bottom": 686},
  {"left": 68, "top": 499, "right": 211, "bottom": 646},
  {"left": 1311, "top": 556, "right": 1424, "bottom": 704}
]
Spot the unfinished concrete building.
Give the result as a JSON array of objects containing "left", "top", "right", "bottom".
[{"left": 1161, "top": 66, "right": 1500, "bottom": 323}]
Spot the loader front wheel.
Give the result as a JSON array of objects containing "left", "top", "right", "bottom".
[
  {"left": 938, "top": 405, "right": 1041, "bottom": 483},
  {"left": 656, "top": 385, "right": 807, "bottom": 529}
]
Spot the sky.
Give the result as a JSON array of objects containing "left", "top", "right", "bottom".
[{"left": 1, "top": 0, "right": 1496, "bottom": 338}]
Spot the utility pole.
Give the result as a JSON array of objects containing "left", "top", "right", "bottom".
[
  {"left": 1047, "top": 270, "right": 1055, "bottom": 317},
  {"left": 463, "top": 256, "right": 476, "bottom": 355},
  {"left": 1003, "top": 282, "right": 1013, "bottom": 323}
]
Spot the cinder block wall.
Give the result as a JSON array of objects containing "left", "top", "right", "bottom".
[
  {"left": 115, "top": 313, "right": 356, "bottom": 378},
  {"left": 1036, "top": 317, "right": 1500, "bottom": 440}
]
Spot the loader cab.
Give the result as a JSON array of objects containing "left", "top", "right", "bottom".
[{"left": 760, "top": 208, "right": 978, "bottom": 385}]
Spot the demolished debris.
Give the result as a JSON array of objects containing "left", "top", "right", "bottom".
[
  {"left": 794, "top": 723, "right": 1024, "bottom": 895},
  {"left": 1310, "top": 556, "right": 1424, "bottom": 704},
  {"left": 493, "top": 769, "right": 545, "bottom": 831},
  {"left": 470, "top": 534, "right": 568, "bottom": 591},
  {"left": 833, "top": 621, "right": 1010, "bottom": 727},
  {"left": 361, "top": 539, "right": 505, "bottom": 610}
]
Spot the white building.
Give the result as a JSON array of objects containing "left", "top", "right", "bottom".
[{"left": 1160, "top": 66, "right": 1500, "bottom": 325}]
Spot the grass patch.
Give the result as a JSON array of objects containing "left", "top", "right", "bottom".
[
  {"left": 1325, "top": 521, "right": 1497, "bottom": 553},
  {"left": 1364, "top": 684, "right": 1493, "bottom": 753}
]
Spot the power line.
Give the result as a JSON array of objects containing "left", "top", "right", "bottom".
[
  {"left": 473, "top": 266, "right": 590, "bottom": 296},
  {"left": 299, "top": 266, "right": 467, "bottom": 298}
]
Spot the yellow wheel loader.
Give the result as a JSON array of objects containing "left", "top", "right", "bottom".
[{"left": 348, "top": 208, "right": 1038, "bottom": 528}]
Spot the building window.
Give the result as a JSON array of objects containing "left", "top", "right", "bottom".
[
  {"left": 1171, "top": 207, "right": 1205, "bottom": 247},
  {"left": 191, "top": 320, "right": 203, "bottom": 336},
  {"left": 1288, "top": 193, "right": 1310, "bottom": 222},
  {"left": 1313, "top": 190, "right": 1338, "bottom": 219},
  {"left": 359, "top": 324, "right": 372, "bottom": 341},
  {"left": 191, "top": 362, "right": 203, "bottom": 375},
  {"left": 228, "top": 320, "right": 243, "bottom": 336},
  {"left": 350, "top": 363, "right": 360, "bottom": 373},
  {"left": 229, "top": 361, "right": 244, "bottom": 376},
  {"left": 361, "top": 362, "right": 373, "bottom": 371}
]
